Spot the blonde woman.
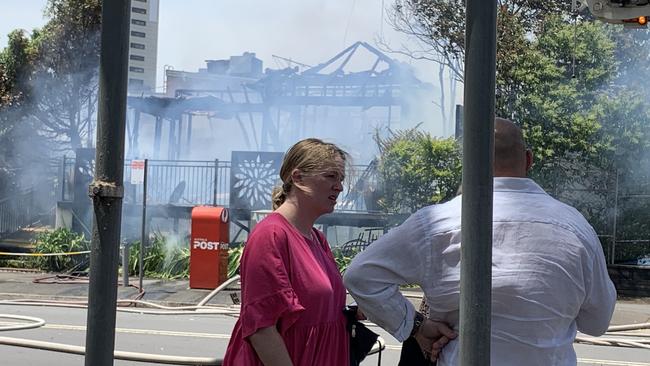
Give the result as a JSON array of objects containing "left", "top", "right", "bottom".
[{"left": 223, "top": 138, "right": 350, "bottom": 366}]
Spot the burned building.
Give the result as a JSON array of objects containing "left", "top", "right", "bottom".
[{"left": 125, "top": 42, "right": 436, "bottom": 163}]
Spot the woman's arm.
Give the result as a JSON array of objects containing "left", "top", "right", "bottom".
[{"left": 249, "top": 326, "right": 293, "bottom": 366}]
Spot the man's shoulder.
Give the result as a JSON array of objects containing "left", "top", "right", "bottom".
[
  {"left": 511, "top": 192, "right": 601, "bottom": 250},
  {"left": 413, "top": 197, "right": 463, "bottom": 233},
  {"left": 417, "top": 196, "right": 462, "bottom": 215},
  {"left": 531, "top": 193, "right": 591, "bottom": 227}
]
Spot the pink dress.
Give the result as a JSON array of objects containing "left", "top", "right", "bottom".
[{"left": 223, "top": 213, "right": 349, "bottom": 366}]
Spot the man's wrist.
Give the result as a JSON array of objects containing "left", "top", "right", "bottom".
[{"left": 410, "top": 311, "right": 425, "bottom": 337}]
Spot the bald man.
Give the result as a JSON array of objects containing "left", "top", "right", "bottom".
[{"left": 344, "top": 118, "right": 616, "bottom": 365}]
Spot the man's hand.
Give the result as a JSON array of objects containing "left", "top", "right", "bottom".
[{"left": 413, "top": 319, "right": 457, "bottom": 362}]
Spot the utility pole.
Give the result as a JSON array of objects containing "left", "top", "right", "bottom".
[
  {"left": 459, "top": 1, "right": 497, "bottom": 365},
  {"left": 84, "top": 1, "right": 131, "bottom": 365}
]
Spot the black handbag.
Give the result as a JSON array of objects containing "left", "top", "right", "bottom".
[
  {"left": 343, "top": 305, "right": 381, "bottom": 366},
  {"left": 398, "top": 336, "right": 436, "bottom": 366},
  {"left": 399, "top": 297, "right": 436, "bottom": 365}
]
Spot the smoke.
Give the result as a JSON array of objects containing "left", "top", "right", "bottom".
[
  {"left": 126, "top": 49, "right": 441, "bottom": 166},
  {"left": 157, "top": 0, "right": 450, "bottom": 136},
  {"left": 2, "top": 1, "right": 453, "bottom": 252}
]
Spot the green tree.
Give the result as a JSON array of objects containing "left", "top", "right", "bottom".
[
  {"left": 0, "top": 30, "right": 42, "bottom": 195},
  {"left": 387, "top": 0, "right": 572, "bottom": 80},
  {"left": 503, "top": 17, "right": 616, "bottom": 186},
  {"left": 387, "top": 4, "right": 650, "bottom": 262},
  {"left": 0, "top": 0, "right": 101, "bottom": 152},
  {"left": 375, "top": 127, "right": 462, "bottom": 213},
  {"left": 1, "top": 0, "right": 100, "bottom": 193},
  {"left": 0, "top": 29, "right": 37, "bottom": 130},
  {"left": 29, "top": 0, "right": 102, "bottom": 149},
  {"left": 0, "top": 30, "right": 34, "bottom": 104}
]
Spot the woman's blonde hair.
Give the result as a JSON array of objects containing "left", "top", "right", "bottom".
[{"left": 271, "top": 138, "right": 348, "bottom": 210}]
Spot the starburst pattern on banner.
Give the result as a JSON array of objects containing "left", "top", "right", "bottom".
[{"left": 233, "top": 155, "right": 277, "bottom": 207}]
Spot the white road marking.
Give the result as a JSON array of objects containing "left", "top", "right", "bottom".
[{"left": 8, "top": 322, "right": 650, "bottom": 365}]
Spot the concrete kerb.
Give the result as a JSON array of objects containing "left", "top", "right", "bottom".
[{"left": 0, "top": 269, "right": 241, "bottom": 308}]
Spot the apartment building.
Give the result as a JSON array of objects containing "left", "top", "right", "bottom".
[{"left": 128, "top": 0, "right": 159, "bottom": 94}]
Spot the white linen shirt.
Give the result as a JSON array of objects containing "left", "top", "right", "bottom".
[{"left": 344, "top": 177, "right": 617, "bottom": 366}]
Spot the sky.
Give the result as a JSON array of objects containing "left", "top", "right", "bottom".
[{"left": 0, "top": 0, "right": 441, "bottom": 89}]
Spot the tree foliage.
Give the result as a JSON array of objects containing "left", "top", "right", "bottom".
[
  {"left": 500, "top": 17, "right": 617, "bottom": 188},
  {"left": 0, "top": 30, "right": 36, "bottom": 105},
  {"left": 0, "top": 0, "right": 101, "bottom": 152},
  {"left": 0, "top": 30, "right": 42, "bottom": 194},
  {"left": 375, "top": 127, "right": 462, "bottom": 213},
  {"left": 387, "top": 3, "right": 650, "bottom": 261},
  {"left": 388, "top": 0, "right": 572, "bottom": 80},
  {"left": 30, "top": 0, "right": 102, "bottom": 149},
  {"left": 0, "top": 0, "right": 101, "bottom": 193}
]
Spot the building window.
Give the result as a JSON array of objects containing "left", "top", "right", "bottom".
[
  {"left": 129, "top": 78, "right": 144, "bottom": 87},
  {"left": 130, "top": 54, "right": 145, "bottom": 61},
  {"left": 132, "top": 7, "right": 146, "bottom": 14},
  {"left": 130, "top": 42, "right": 145, "bottom": 50},
  {"left": 129, "top": 66, "right": 145, "bottom": 73},
  {"left": 131, "top": 19, "right": 146, "bottom": 26},
  {"left": 131, "top": 31, "right": 146, "bottom": 38}
]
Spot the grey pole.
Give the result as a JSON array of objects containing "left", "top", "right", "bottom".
[
  {"left": 139, "top": 159, "right": 148, "bottom": 292},
  {"left": 611, "top": 169, "right": 619, "bottom": 264},
  {"left": 459, "top": 1, "right": 497, "bottom": 365},
  {"left": 84, "top": 1, "right": 131, "bottom": 365},
  {"left": 122, "top": 243, "right": 129, "bottom": 287}
]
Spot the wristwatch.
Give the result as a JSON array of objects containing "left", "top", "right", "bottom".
[{"left": 410, "top": 311, "right": 425, "bottom": 337}]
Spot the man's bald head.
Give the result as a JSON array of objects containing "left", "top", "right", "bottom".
[{"left": 494, "top": 118, "right": 532, "bottom": 177}]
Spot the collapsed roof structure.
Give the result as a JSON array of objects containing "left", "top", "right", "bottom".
[{"left": 126, "top": 42, "right": 434, "bottom": 159}]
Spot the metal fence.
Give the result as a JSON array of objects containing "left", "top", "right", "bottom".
[
  {"left": 127, "top": 160, "right": 231, "bottom": 206},
  {"left": 62, "top": 158, "right": 231, "bottom": 206},
  {"left": 1, "top": 160, "right": 59, "bottom": 238},
  {"left": 60, "top": 158, "right": 376, "bottom": 211},
  {"left": 0, "top": 188, "right": 35, "bottom": 237},
  {"left": 57, "top": 154, "right": 650, "bottom": 265},
  {"left": 548, "top": 164, "right": 650, "bottom": 265}
]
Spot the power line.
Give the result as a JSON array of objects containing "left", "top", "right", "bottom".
[
  {"left": 381, "top": 0, "right": 385, "bottom": 36},
  {"left": 343, "top": 0, "right": 357, "bottom": 48}
]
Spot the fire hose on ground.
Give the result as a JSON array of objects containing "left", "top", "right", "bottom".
[
  {"left": 1, "top": 250, "right": 649, "bottom": 363},
  {"left": 0, "top": 274, "right": 245, "bottom": 365},
  {"left": 0, "top": 274, "right": 385, "bottom": 365}
]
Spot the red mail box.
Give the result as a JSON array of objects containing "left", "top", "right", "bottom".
[{"left": 190, "top": 206, "right": 230, "bottom": 289}]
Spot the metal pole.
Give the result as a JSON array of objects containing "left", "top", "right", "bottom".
[
  {"left": 213, "top": 159, "right": 219, "bottom": 206},
  {"left": 611, "top": 169, "right": 619, "bottom": 264},
  {"left": 84, "top": 1, "right": 131, "bottom": 365},
  {"left": 154, "top": 116, "right": 162, "bottom": 158},
  {"left": 61, "top": 155, "right": 67, "bottom": 201},
  {"left": 459, "top": 1, "right": 497, "bottom": 365},
  {"left": 455, "top": 104, "right": 464, "bottom": 140},
  {"left": 122, "top": 243, "right": 129, "bottom": 287},
  {"left": 139, "top": 159, "right": 148, "bottom": 292}
]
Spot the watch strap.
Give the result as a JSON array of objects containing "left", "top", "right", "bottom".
[{"left": 410, "top": 311, "right": 425, "bottom": 337}]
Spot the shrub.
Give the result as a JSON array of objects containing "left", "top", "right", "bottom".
[
  {"left": 228, "top": 245, "right": 244, "bottom": 278},
  {"left": 375, "top": 127, "right": 462, "bottom": 213},
  {"left": 332, "top": 247, "right": 359, "bottom": 274},
  {"left": 128, "top": 232, "right": 189, "bottom": 279},
  {"left": 30, "top": 228, "right": 89, "bottom": 272}
]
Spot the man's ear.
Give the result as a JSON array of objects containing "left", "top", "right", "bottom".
[{"left": 525, "top": 149, "right": 533, "bottom": 173}]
